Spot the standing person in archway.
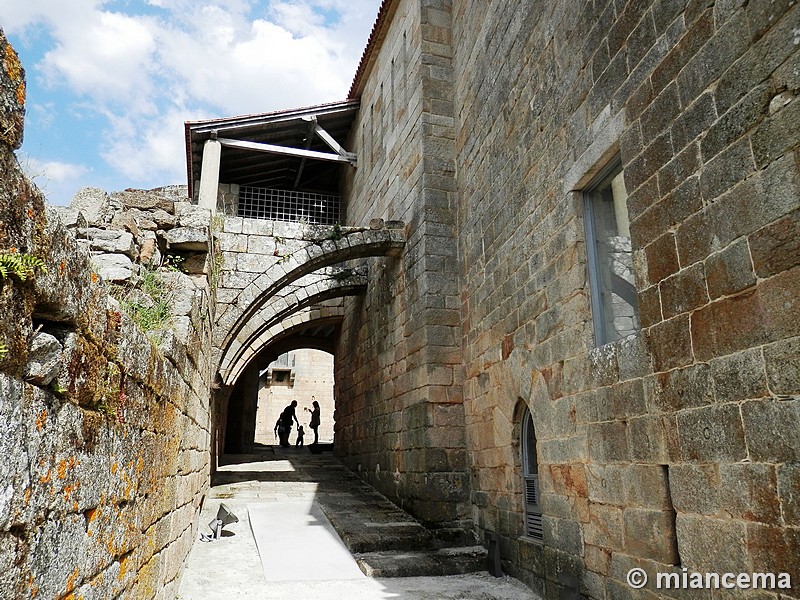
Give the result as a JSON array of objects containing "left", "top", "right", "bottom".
[
  {"left": 307, "top": 398, "right": 321, "bottom": 445},
  {"left": 279, "top": 401, "right": 299, "bottom": 447}
]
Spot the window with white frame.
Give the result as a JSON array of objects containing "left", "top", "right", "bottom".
[
  {"left": 522, "top": 408, "right": 542, "bottom": 541},
  {"left": 583, "top": 161, "right": 640, "bottom": 345}
]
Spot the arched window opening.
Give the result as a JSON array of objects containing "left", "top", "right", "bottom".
[{"left": 522, "top": 408, "right": 543, "bottom": 541}]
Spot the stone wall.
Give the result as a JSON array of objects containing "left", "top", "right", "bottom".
[
  {"left": 447, "top": 0, "right": 799, "bottom": 598},
  {"left": 336, "top": 0, "right": 471, "bottom": 533},
  {"left": 0, "top": 30, "right": 212, "bottom": 600}
]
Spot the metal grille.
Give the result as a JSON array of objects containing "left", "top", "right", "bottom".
[
  {"left": 238, "top": 186, "right": 341, "bottom": 225},
  {"left": 526, "top": 512, "right": 544, "bottom": 540},
  {"left": 525, "top": 475, "right": 543, "bottom": 540},
  {"left": 525, "top": 477, "right": 539, "bottom": 505}
]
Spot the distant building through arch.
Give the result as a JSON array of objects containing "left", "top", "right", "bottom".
[{"left": 254, "top": 348, "right": 336, "bottom": 446}]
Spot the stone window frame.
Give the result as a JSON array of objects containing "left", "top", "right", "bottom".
[
  {"left": 521, "top": 407, "right": 543, "bottom": 542},
  {"left": 582, "top": 158, "right": 640, "bottom": 346},
  {"left": 265, "top": 367, "right": 295, "bottom": 387}
]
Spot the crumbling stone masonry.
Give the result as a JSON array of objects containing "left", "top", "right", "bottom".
[{"left": 0, "top": 30, "right": 212, "bottom": 600}]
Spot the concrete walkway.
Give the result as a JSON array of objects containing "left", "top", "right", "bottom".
[{"left": 177, "top": 446, "right": 540, "bottom": 600}]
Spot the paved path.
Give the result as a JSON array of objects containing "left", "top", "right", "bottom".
[{"left": 177, "top": 446, "right": 540, "bottom": 600}]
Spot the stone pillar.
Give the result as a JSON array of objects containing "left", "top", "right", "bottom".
[
  {"left": 198, "top": 139, "right": 221, "bottom": 213},
  {"left": 224, "top": 363, "right": 260, "bottom": 453},
  {"left": 240, "top": 364, "right": 260, "bottom": 452}
]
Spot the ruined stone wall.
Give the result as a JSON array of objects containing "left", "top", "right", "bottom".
[
  {"left": 450, "top": 0, "right": 799, "bottom": 597},
  {"left": 0, "top": 31, "right": 212, "bottom": 600},
  {"left": 336, "top": 0, "right": 471, "bottom": 532}
]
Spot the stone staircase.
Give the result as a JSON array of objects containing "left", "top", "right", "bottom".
[
  {"left": 211, "top": 447, "right": 488, "bottom": 579},
  {"left": 353, "top": 546, "right": 488, "bottom": 578},
  {"left": 312, "top": 464, "right": 487, "bottom": 578}
]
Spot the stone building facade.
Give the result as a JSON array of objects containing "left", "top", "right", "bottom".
[{"left": 331, "top": 0, "right": 800, "bottom": 597}]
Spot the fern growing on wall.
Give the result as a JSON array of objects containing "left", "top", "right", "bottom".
[{"left": 0, "top": 251, "right": 47, "bottom": 281}]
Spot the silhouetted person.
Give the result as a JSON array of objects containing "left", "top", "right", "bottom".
[
  {"left": 308, "top": 398, "right": 321, "bottom": 445},
  {"left": 273, "top": 413, "right": 285, "bottom": 444},
  {"left": 279, "top": 401, "right": 299, "bottom": 447},
  {"left": 296, "top": 426, "right": 305, "bottom": 447}
]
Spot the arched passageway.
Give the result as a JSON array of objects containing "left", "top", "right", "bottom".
[
  {"left": 253, "top": 348, "right": 335, "bottom": 447},
  {"left": 221, "top": 318, "right": 340, "bottom": 455},
  {"left": 210, "top": 219, "right": 405, "bottom": 463}
]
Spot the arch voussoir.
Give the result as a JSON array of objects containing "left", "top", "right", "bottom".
[
  {"left": 223, "top": 305, "right": 346, "bottom": 385},
  {"left": 218, "top": 267, "right": 367, "bottom": 383},
  {"left": 213, "top": 220, "right": 404, "bottom": 381}
]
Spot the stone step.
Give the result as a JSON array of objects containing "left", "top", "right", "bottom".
[
  {"left": 322, "top": 509, "right": 434, "bottom": 553},
  {"left": 354, "top": 545, "right": 488, "bottom": 578}
]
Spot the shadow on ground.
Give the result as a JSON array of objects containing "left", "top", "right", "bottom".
[{"left": 179, "top": 446, "right": 540, "bottom": 600}]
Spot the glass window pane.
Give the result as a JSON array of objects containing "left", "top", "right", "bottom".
[
  {"left": 586, "top": 164, "right": 639, "bottom": 345},
  {"left": 524, "top": 412, "right": 538, "bottom": 475}
]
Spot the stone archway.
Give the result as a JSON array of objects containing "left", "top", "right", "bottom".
[
  {"left": 223, "top": 304, "right": 344, "bottom": 386},
  {"left": 213, "top": 221, "right": 404, "bottom": 368},
  {"left": 218, "top": 267, "right": 366, "bottom": 382},
  {"left": 211, "top": 218, "right": 405, "bottom": 457}
]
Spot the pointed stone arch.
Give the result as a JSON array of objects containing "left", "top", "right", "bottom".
[
  {"left": 213, "top": 221, "right": 405, "bottom": 379},
  {"left": 218, "top": 267, "right": 365, "bottom": 383}
]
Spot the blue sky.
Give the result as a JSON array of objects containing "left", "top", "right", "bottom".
[{"left": 1, "top": 0, "right": 382, "bottom": 205}]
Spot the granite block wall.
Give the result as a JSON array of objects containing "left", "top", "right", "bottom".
[
  {"left": 448, "top": 0, "right": 799, "bottom": 597},
  {"left": 336, "top": 0, "right": 471, "bottom": 533}
]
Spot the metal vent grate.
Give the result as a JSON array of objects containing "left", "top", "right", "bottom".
[
  {"left": 525, "top": 478, "right": 539, "bottom": 505},
  {"left": 238, "top": 186, "right": 341, "bottom": 225},
  {"left": 524, "top": 475, "right": 542, "bottom": 540},
  {"left": 526, "top": 512, "right": 544, "bottom": 540}
]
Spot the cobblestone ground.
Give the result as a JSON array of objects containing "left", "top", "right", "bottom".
[{"left": 177, "top": 446, "right": 540, "bottom": 600}]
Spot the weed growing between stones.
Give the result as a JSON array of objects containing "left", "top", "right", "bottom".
[
  {"left": 209, "top": 215, "right": 224, "bottom": 292},
  {"left": 116, "top": 267, "right": 174, "bottom": 334},
  {"left": 328, "top": 223, "right": 343, "bottom": 241},
  {"left": 164, "top": 254, "right": 185, "bottom": 270},
  {"left": 0, "top": 251, "right": 46, "bottom": 365},
  {"left": 92, "top": 363, "right": 126, "bottom": 422},
  {"left": 48, "top": 380, "right": 67, "bottom": 396},
  {"left": 272, "top": 236, "right": 292, "bottom": 263}
]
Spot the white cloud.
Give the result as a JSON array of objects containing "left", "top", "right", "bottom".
[
  {"left": 41, "top": 11, "right": 157, "bottom": 103},
  {"left": 269, "top": 1, "right": 331, "bottom": 37},
  {"left": 0, "top": 0, "right": 106, "bottom": 35},
  {"left": 22, "top": 156, "right": 89, "bottom": 182},
  {"left": 27, "top": 101, "right": 57, "bottom": 128},
  {"left": 3, "top": 0, "right": 382, "bottom": 196},
  {"left": 152, "top": 8, "right": 355, "bottom": 113},
  {"left": 15, "top": 153, "right": 91, "bottom": 205},
  {"left": 101, "top": 106, "right": 199, "bottom": 182}
]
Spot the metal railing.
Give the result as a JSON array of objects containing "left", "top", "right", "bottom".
[{"left": 237, "top": 186, "right": 341, "bottom": 225}]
